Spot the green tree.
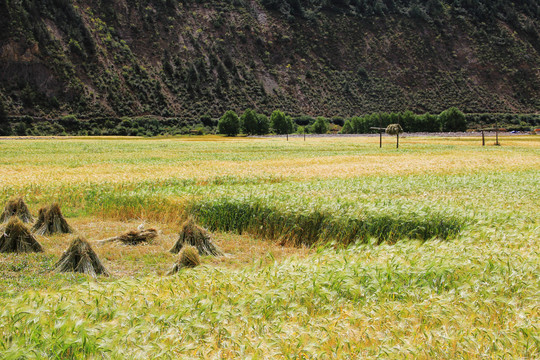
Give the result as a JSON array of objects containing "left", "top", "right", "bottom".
[
  {"left": 400, "top": 110, "right": 417, "bottom": 132},
  {"left": 14, "top": 122, "right": 27, "bottom": 136},
  {"left": 312, "top": 117, "right": 329, "bottom": 134},
  {"left": 241, "top": 109, "right": 258, "bottom": 135},
  {"left": 270, "top": 110, "right": 293, "bottom": 135},
  {"left": 341, "top": 120, "right": 353, "bottom": 134},
  {"left": 218, "top": 110, "right": 240, "bottom": 136},
  {"left": 0, "top": 97, "right": 11, "bottom": 136},
  {"left": 421, "top": 112, "right": 441, "bottom": 132},
  {"left": 255, "top": 114, "right": 270, "bottom": 135},
  {"left": 439, "top": 107, "right": 467, "bottom": 132}
]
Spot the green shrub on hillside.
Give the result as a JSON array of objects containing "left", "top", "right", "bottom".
[{"left": 200, "top": 114, "right": 216, "bottom": 127}]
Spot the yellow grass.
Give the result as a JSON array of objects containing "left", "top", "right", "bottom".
[{"left": 1, "top": 136, "right": 538, "bottom": 186}]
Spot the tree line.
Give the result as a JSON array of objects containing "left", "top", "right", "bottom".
[
  {"left": 1, "top": 94, "right": 538, "bottom": 137},
  {"left": 217, "top": 107, "right": 468, "bottom": 136}
]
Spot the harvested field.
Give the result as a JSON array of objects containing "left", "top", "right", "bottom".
[{"left": 0, "top": 135, "right": 538, "bottom": 358}]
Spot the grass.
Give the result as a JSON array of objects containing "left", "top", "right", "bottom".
[
  {"left": 190, "top": 198, "right": 466, "bottom": 245},
  {"left": 0, "top": 135, "right": 538, "bottom": 358}
]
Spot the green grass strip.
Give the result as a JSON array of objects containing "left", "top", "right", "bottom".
[{"left": 190, "top": 198, "right": 467, "bottom": 246}]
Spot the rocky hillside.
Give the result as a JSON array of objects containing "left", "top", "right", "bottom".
[{"left": 0, "top": 0, "right": 539, "bottom": 119}]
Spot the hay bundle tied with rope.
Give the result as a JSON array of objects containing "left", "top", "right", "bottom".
[
  {"left": 96, "top": 228, "right": 158, "bottom": 245},
  {"left": 0, "top": 217, "right": 44, "bottom": 253},
  {"left": 385, "top": 124, "right": 403, "bottom": 135},
  {"left": 32, "top": 203, "right": 73, "bottom": 235},
  {"left": 169, "top": 217, "right": 223, "bottom": 256},
  {"left": 54, "top": 237, "right": 109, "bottom": 277},
  {"left": 1, "top": 197, "right": 34, "bottom": 223},
  {"left": 167, "top": 245, "right": 201, "bottom": 275}
]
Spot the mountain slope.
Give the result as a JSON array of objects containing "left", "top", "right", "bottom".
[{"left": 0, "top": 0, "right": 539, "bottom": 119}]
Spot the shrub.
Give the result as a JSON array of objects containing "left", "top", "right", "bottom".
[
  {"left": 218, "top": 110, "right": 240, "bottom": 136},
  {"left": 191, "top": 126, "right": 206, "bottom": 135},
  {"left": 330, "top": 116, "right": 345, "bottom": 127},
  {"left": 200, "top": 114, "right": 215, "bottom": 127},
  {"left": 59, "top": 115, "right": 80, "bottom": 132},
  {"left": 13, "top": 122, "right": 27, "bottom": 136},
  {"left": 293, "top": 115, "right": 315, "bottom": 126}
]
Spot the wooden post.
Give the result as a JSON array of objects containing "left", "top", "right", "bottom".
[
  {"left": 287, "top": 133, "right": 289, "bottom": 141},
  {"left": 483, "top": 126, "right": 501, "bottom": 146},
  {"left": 370, "top": 127, "right": 386, "bottom": 148},
  {"left": 396, "top": 132, "right": 399, "bottom": 149},
  {"left": 304, "top": 128, "right": 306, "bottom": 141},
  {"left": 482, "top": 129, "right": 485, "bottom": 146}
]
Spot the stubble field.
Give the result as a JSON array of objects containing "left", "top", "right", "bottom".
[{"left": 0, "top": 135, "right": 539, "bottom": 358}]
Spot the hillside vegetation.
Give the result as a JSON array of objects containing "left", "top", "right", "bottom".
[{"left": 0, "top": 0, "right": 539, "bottom": 120}]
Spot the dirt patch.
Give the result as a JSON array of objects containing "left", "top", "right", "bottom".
[{"left": 72, "top": 218, "right": 310, "bottom": 277}]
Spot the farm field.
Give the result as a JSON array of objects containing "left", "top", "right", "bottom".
[{"left": 0, "top": 135, "right": 539, "bottom": 358}]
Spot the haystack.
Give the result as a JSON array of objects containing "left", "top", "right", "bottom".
[
  {"left": 0, "top": 197, "right": 34, "bottom": 223},
  {"left": 96, "top": 228, "right": 158, "bottom": 245},
  {"left": 32, "top": 203, "right": 73, "bottom": 235},
  {"left": 167, "top": 245, "right": 201, "bottom": 275},
  {"left": 385, "top": 124, "right": 403, "bottom": 135},
  {"left": 169, "top": 217, "right": 223, "bottom": 256},
  {"left": 54, "top": 237, "right": 109, "bottom": 277},
  {"left": 0, "top": 217, "right": 43, "bottom": 253}
]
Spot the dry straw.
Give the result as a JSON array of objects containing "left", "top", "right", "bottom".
[
  {"left": 0, "top": 217, "right": 43, "bottom": 253},
  {"left": 96, "top": 228, "right": 158, "bottom": 245},
  {"left": 32, "top": 203, "right": 73, "bottom": 235},
  {"left": 0, "top": 197, "right": 34, "bottom": 223},
  {"left": 170, "top": 217, "right": 223, "bottom": 256},
  {"left": 385, "top": 124, "right": 404, "bottom": 135},
  {"left": 167, "top": 245, "right": 201, "bottom": 275},
  {"left": 54, "top": 237, "right": 109, "bottom": 277}
]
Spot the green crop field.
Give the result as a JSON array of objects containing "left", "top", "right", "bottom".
[{"left": 0, "top": 135, "right": 539, "bottom": 358}]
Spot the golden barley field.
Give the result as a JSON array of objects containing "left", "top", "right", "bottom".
[{"left": 0, "top": 135, "right": 539, "bottom": 358}]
